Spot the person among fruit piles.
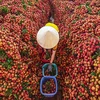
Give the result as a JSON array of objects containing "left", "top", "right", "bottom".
[{"left": 36, "top": 17, "right": 59, "bottom": 71}]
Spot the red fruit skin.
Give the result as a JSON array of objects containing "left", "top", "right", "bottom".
[{"left": 98, "top": 90, "right": 100, "bottom": 95}]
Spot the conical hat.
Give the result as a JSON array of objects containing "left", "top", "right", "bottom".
[{"left": 37, "top": 26, "right": 59, "bottom": 49}]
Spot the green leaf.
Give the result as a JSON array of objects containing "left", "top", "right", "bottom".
[
  {"left": 21, "top": 0, "right": 25, "bottom": 4},
  {"left": 2, "top": 58, "right": 13, "bottom": 70},
  {"left": 19, "top": 20, "right": 24, "bottom": 25},
  {"left": 22, "top": 82, "right": 29, "bottom": 90},
  {"left": 22, "top": 28, "right": 28, "bottom": 34},
  {"left": 30, "top": 35, "right": 36, "bottom": 47},
  {"left": 28, "top": 1, "right": 32, "bottom": 6},
  {"left": 97, "top": 42, "right": 100, "bottom": 46},
  {"left": 7, "top": 42, "right": 10, "bottom": 46},
  {"left": 91, "top": 72, "right": 96, "bottom": 76},
  {"left": 7, "top": 59, "right": 11, "bottom": 63},
  {"left": 76, "top": 95, "right": 78, "bottom": 100},
  {"left": 2, "top": 62, "right": 7, "bottom": 67},
  {"left": 0, "top": 6, "right": 9, "bottom": 14},
  {"left": 80, "top": 83, "right": 85, "bottom": 88},
  {"left": 86, "top": 2, "right": 90, "bottom": 6},
  {"left": 98, "top": 10, "right": 100, "bottom": 15},
  {"left": 87, "top": 7, "right": 92, "bottom": 14},
  {"left": 92, "top": 48, "right": 100, "bottom": 59},
  {"left": 5, "top": 88, "right": 12, "bottom": 96},
  {"left": 85, "top": 4, "right": 92, "bottom": 14},
  {"left": 0, "top": 0, "right": 2, "bottom": 3},
  {"left": 80, "top": 84, "right": 92, "bottom": 96},
  {"left": 46, "top": 51, "right": 50, "bottom": 59},
  {"left": 0, "top": 97, "right": 3, "bottom": 100},
  {"left": 0, "top": 49, "right": 7, "bottom": 59},
  {"left": 16, "top": 11, "right": 21, "bottom": 15},
  {"left": 72, "top": 20, "right": 76, "bottom": 24},
  {"left": 8, "top": 65, "right": 12, "bottom": 69},
  {"left": 18, "top": 64, "right": 21, "bottom": 70},
  {"left": 67, "top": 31, "right": 70, "bottom": 37},
  {"left": 20, "top": 50, "right": 29, "bottom": 57},
  {"left": 14, "top": 94, "right": 19, "bottom": 100},
  {"left": 7, "top": 58, "right": 13, "bottom": 65},
  {"left": 36, "top": 63, "right": 40, "bottom": 66},
  {"left": 2, "top": 63, "right": 12, "bottom": 70},
  {"left": 1, "top": 25, "right": 5, "bottom": 30},
  {"left": 80, "top": 49, "right": 83, "bottom": 53},
  {"left": 79, "top": 92, "right": 83, "bottom": 96},
  {"left": 92, "top": 55, "right": 97, "bottom": 59},
  {"left": 77, "top": 4, "right": 82, "bottom": 9},
  {"left": 76, "top": 15, "right": 80, "bottom": 20},
  {"left": 11, "top": 15, "right": 16, "bottom": 19},
  {"left": 23, "top": 4, "right": 27, "bottom": 10},
  {"left": 35, "top": 0, "right": 38, "bottom": 2},
  {"left": 65, "top": 6, "right": 70, "bottom": 10}
]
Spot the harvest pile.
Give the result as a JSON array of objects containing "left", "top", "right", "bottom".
[
  {"left": 54, "top": 0, "right": 100, "bottom": 100},
  {"left": 42, "top": 79, "right": 56, "bottom": 93},
  {"left": 0, "top": 0, "right": 100, "bottom": 100}
]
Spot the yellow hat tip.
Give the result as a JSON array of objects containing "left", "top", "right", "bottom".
[{"left": 45, "top": 22, "right": 59, "bottom": 32}]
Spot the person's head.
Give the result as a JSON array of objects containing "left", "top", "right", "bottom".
[{"left": 37, "top": 23, "right": 59, "bottom": 49}]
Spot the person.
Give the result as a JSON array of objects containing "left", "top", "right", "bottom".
[{"left": 37, "top": 17, "right": 59, "bottom": 71}]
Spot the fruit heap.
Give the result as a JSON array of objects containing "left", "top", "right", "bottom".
[
  {"left": 0, "top": 0, "right": 100, "bottom": 100},
  {"left": 0, "top": 0, "right": 51, "bottom": 99},
  {"left": 53, "top": 0, "right": 100, "bottom": 99},
  {"left": 89, "top": 56, "right": 100, "bottom": 100},
  {"left": 42, "top": 79, "right": 56, "bottom": 94}
]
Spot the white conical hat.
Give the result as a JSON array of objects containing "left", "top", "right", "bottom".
[{"left": 37, "top": 26, "right": 59, "bottom": 49}]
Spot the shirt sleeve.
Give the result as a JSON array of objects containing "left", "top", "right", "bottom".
[{"left": 52, "top": 45, "right": 57, "bottom": 51}]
